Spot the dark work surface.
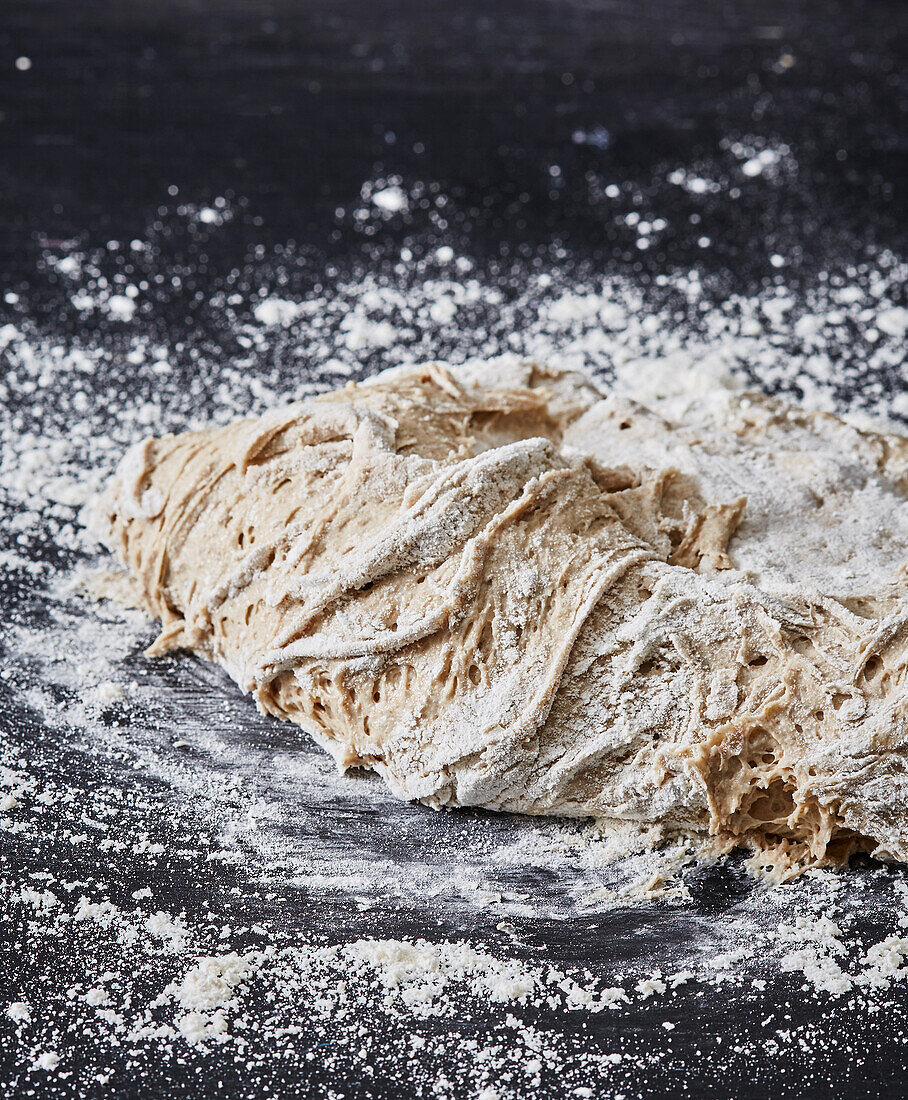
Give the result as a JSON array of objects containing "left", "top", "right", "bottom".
[
  {"left": 1, "top": 2, "right": 907, "bottom": 1098},
  {"left": 2, "top": 0, "right": 906, "bottom": 301}
]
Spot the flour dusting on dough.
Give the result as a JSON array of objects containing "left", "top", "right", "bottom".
[{"left": 94, "top": 360, "right": 908, "bottom": 877}]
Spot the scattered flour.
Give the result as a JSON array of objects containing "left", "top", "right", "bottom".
[{"left": 1, "top": 172, "right": 907, "bottom": 1096}]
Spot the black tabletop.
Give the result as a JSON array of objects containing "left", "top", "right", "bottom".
[{"left": 1, "top": 2, "right": 907, "bottom": 1098}]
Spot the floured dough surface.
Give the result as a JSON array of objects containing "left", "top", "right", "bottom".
[{"left": 95, "top": 361, "right": 908, "bottom": 875}]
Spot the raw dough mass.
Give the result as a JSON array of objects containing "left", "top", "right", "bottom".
[{"left": 96, "top": 361, "right": 908, "bottom": 874}]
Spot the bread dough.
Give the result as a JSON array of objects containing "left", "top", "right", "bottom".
[{"left": 96, "top": 361, "right": 908, "bottom": 875}]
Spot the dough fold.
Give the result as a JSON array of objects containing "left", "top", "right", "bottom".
[{"left": 96, "top": 362, "right": 908, "bottom": 875}]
